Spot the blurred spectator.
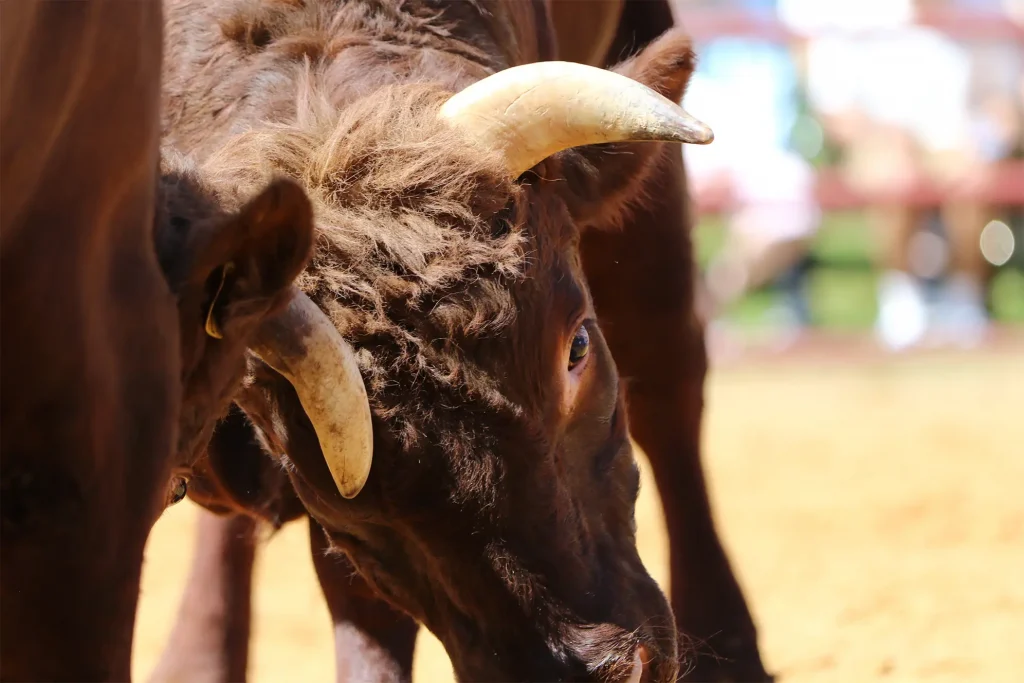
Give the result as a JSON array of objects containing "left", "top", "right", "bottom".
[
  {"left": 783, "top": 0, "right": 1019, "bottom": 348},
  {"left": 945, "top": 0, "right": 1022, "bottom": 343},
  {"left": 799, "top": 0, "right": 976, "bottom": 348},
  {"left": 684, "top": 0, "right": 820, "bottom": 346},
  {"left": 681, "top": 0, "right": 1022, "bottom": 352}
]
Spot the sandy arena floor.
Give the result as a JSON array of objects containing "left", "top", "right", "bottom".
[{"left": 133, "top": 351, "right": 1024, "bottom": 682}]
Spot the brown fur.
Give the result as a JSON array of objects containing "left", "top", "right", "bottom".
[
  {"left": 155, "top": 151, "right": 316, "bottom": 465},
  {"left": 157, "top": 0, "right": 695, "bottom": 680},
  {"left": 156, "top": 0, "right": 770, "bottom": 681}
]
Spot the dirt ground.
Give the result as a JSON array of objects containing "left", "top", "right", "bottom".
[{"left": 133, "top": 350, "right": 1024, "bottom": 683}]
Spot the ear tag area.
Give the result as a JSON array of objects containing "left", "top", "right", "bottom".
[{"left": 204, "top": 262, "right": 236, "bottom": 340}]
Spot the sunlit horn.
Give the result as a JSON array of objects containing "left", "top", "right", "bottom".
[
  {"left": 251, "top": 288, "right": 372, "bottom": 499},
  {"left": 438, "top": 61, "right": 713, "bottom": 177}
]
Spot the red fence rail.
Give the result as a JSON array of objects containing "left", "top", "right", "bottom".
[{"left": 694, "top": 160, "right": 1024, "bottom": 214}]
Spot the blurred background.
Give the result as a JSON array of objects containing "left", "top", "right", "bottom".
[
  {"left": 678, "top": 0, "right": 1024, "bottom": 359},
  {"left": 132, "top": 2, "right": 1024, "bottom": 682}
]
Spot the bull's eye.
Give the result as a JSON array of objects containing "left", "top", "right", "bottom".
[
  {"left": 169, "top": 478, "right": 188, "bottom": 505},
  {"left": 568, "top": 324, "right": 590, "bottom": 370}
]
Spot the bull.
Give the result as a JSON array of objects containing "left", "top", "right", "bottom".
[
  {"left": 0, "top": 2, "right": 342, "bottom": 679},
  {"left": 151, "top": 0, "right": 769, "bottom": 681}
]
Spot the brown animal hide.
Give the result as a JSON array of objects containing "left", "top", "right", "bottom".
[
  {"left": 155, "top": 0, "right": 768, "bottom": 681},
  {"left": 0, "top": 3, "right": 319, "bottom": 678}
]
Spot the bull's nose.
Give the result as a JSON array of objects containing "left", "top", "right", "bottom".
[{"left": 623, "top": 645, "right": 649, "bottom": 683}]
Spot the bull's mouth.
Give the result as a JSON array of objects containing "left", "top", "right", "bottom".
[
  {"left": 444, "top": 633, "right": 662, "bottom": 683},
  {"left": 243, "top": 368, "right": 675, "bottom": 682},
  {"left": 305, "top": 507, "right": 677, "bottom": 683},
  {"left": 418, "top": 588, "right": 675, "bottom": 683},
  {"left": 325, "top": 538, "right": 674, "bottom": 683}
]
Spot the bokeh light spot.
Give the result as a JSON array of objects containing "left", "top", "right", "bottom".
[{"left": 980, "top": 220, "right": 1015, "bottom": 267}]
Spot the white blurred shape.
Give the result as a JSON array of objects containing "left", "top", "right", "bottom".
[
  {"left": 730, "top": 149, "right": 820, "bottom": 243},
  {"left": 876, "top": 270, "right": 928, "bottom": 351},
  {"left": 683, "top": 38, "right": 816, "bottom": 243},
  {"left": 805, "top": 28, "right": 972, "bottom": 152},
  {"left": 1004, "top": 0, "right": 1024, "bottom": 24},
  {"left": 778, "top": 0, "right": 913, "bottom": 33},
  {"left": 980, "top": 220, "right": 1016, "bottom": 266},
  {"left": 684, "top": 41, "right": 796, "bottom": 165},
  {"left": 931, "top": 274, "right": 989, "bottom": 349}
]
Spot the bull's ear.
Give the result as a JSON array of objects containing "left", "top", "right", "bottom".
[
  {"left": 196, "top": 178, "right": 315, "bottom": 340},
  {"left": 554, "top": 29, "right": 699, "bottom": 230}
]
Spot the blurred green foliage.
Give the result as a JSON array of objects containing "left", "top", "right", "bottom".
[
  {"left": 694, "top": 211, "right": 1024, "bottom": 331},
  {"left": 990, "top": 269, "right": 1024, "bottom": 322}
]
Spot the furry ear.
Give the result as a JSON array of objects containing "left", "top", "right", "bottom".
[
  {"left": 156, "top": 158, "right": 316, "bottom": 400},
  {"left": 153, "top": 157, "right": 318, "bottom": 469},
  {"left": 544, "top": 29, "right": 699, "bottom": 230},
  {"left": 195, "top": 178, "right": 314, "bottom": 341}
]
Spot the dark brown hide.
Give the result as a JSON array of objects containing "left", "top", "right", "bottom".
[
  {"left": 155, "top": 0, "right": 714, "bottom": 680},
  {"left": 155, "top": 154, "right": 319, "bottom": 469},
  {"left": 1, "top": 3, "right": 173, "bottom": 678},
  {"left": 548, "top": 0, "right": 623, "bottom": 69},
  {"left": 0, "top": 3, "right": 317, "bottom": 678},
  {"left": 156, "top": 1, "right": 770, "bottom": 682}
]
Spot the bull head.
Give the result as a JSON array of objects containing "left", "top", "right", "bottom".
[
  {"left": 438, "top": 60, "right": 713, "bottom": 177},
  {"left": 240, "top": 60, "right": 712, "bottom": 503}
]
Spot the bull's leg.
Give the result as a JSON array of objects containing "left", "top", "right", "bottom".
[
  {"left": 149, "top": 510, "right": 257, "bottom": 683},
  {"left": 308, "top": 519, "right": 418, "bottom": 683},
  {"left": 580, "top": 150, "right": 771, "bottom": 682}
]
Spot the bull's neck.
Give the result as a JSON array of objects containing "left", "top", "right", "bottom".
[{"left": 325, "top": 0, "right": 553, "bottom": 96}]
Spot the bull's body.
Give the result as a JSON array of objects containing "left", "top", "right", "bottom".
[
  {"left": 1, "top": 4, "right": 176, "bottom": 677},
  {"left": 1, "top": 3, "right": 321, "bottom": 679},
  {"left": 153, "top": 0, "right": 768, "bottom": 681}
]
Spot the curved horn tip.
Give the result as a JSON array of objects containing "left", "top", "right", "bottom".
[
  {"left": 438, "top": 60, "right": 716, "bottom": 175},
  {"left": 335, "top": 444, "right": 372, "bottom": 500},
  {"left": 338, "top": 482, "right": 365, "bottom": 499},
  {"left": 251, "top": 288, "right": 374, "bottom": 502},
  {"left": 663, "top": 116, "right": 714, "bottom": 146},
  {"left": 687, "top": 123, "right": 714, "bottom": 145}
]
